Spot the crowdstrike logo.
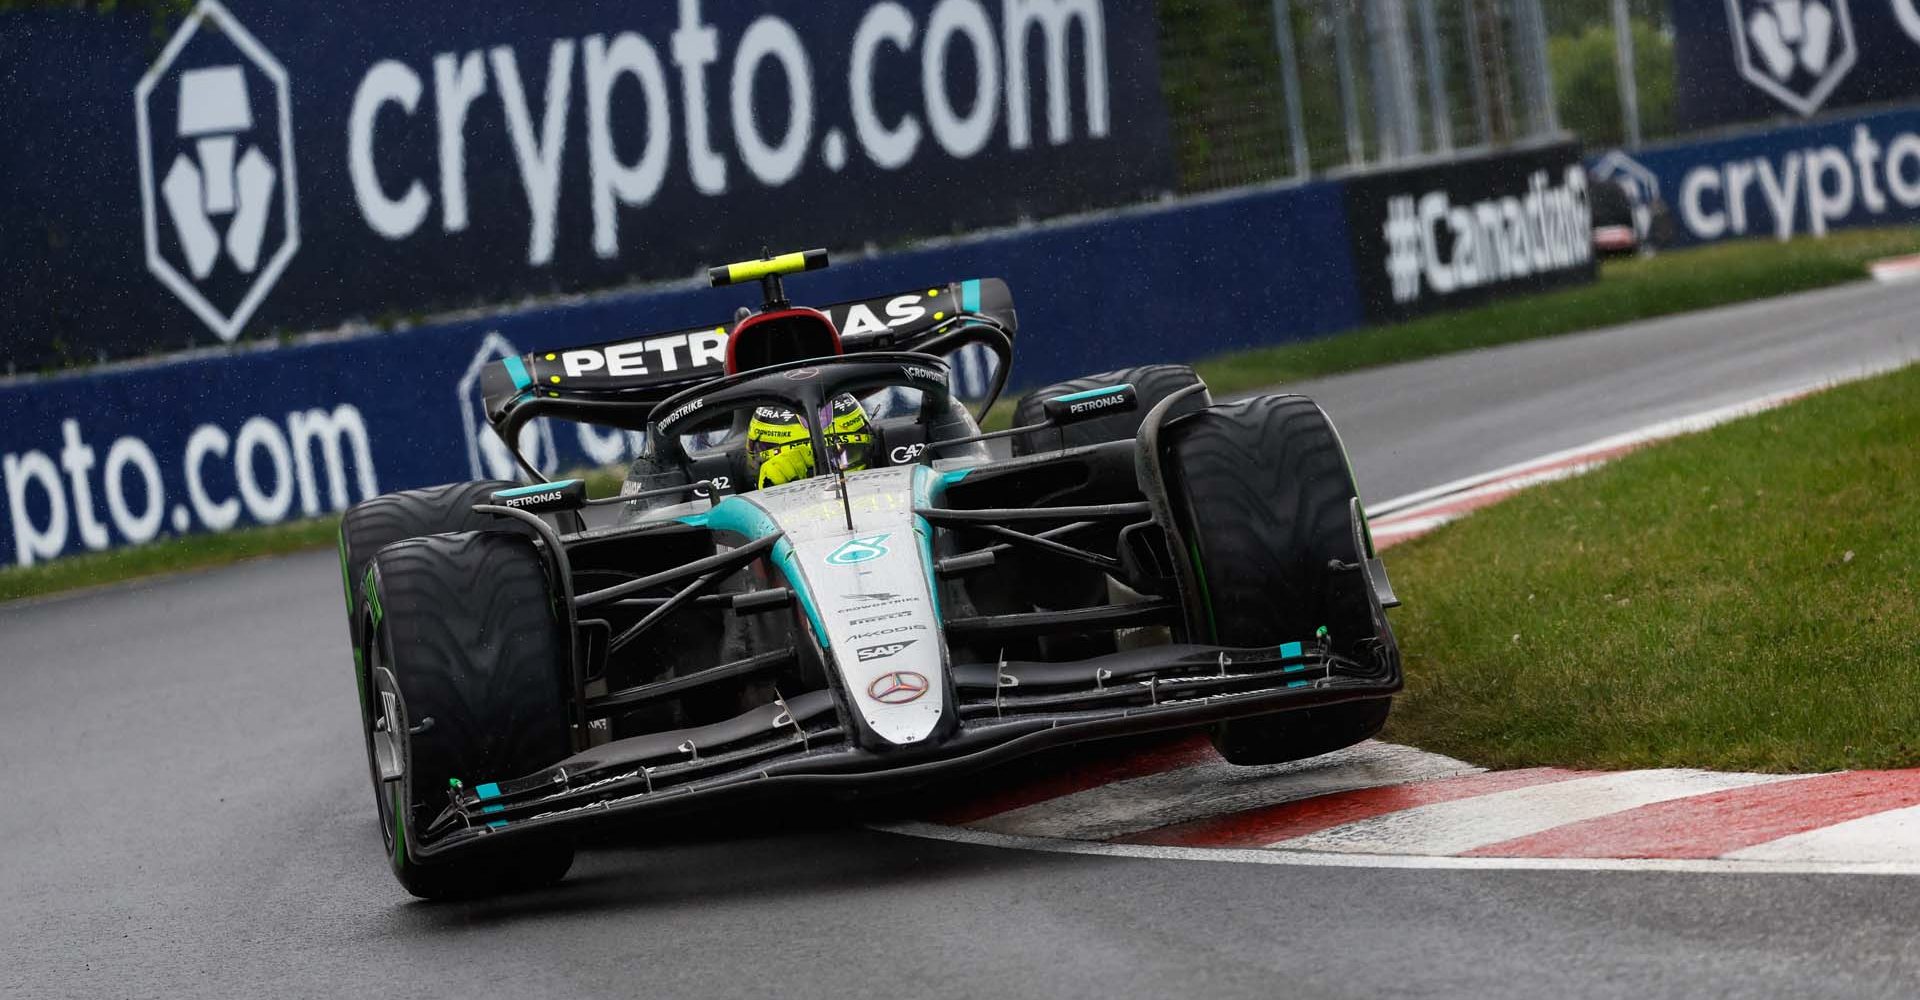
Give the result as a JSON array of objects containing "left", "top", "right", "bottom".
[
  {"left": 135, "top": 1, "right": 300, "bottom": 342},
  {"left": 1729, "top": 0, "right": 1856, "bottom": 116}
]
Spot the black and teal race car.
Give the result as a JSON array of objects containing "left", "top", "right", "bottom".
[{"left": 337, "top": 250, "right": 1402, "bottom": 899}]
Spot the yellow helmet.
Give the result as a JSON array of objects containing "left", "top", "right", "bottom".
[{"left": 746, "top": 394, "right": 873, "bottom": 488}]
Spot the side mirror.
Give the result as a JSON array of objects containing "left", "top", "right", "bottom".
[
  {"left": 1041, "top": 383, "right": 1138, "bottom": 426},
  {"left": 490, "top": 478, "right": 587, "bottom": 514}
]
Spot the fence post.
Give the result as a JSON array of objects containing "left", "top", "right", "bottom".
[
  {"left": 1611, "top": 0, "right": 1641, "bottom": 147},
  {"left": 1366, "top": 0, "right": 1421, "bottom": 160},
  {"left": 1333, "top": 0, "right": 1368, "bottom": 167},
  {"left": 1417, "top": 0, "right": 1453, "bottom": 153},
  {"left": 1270, "top": 0, "right": 1312, "bottom": 177},
  {"left": 1461, "top": 0, "right": 1492, "bottom": 145}
]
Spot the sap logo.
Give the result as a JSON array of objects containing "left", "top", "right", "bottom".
[
  {"left": 834, "top": 295, "right": 929, "bottom": 336},
  {"left": 135, "top": 0, "right": 300, "bottom": 343},
  {"left": 889, "top": 443, "right": 927, "bottom": 463},
  {"left": 1728, "top": 0, "right": 1856, "bottom": 115},
  {"left": 855, "top": 639, "right": 917, "bottom": 662},
  {"left": 561, "top": 330, "right": 728, "bottom": 378}
]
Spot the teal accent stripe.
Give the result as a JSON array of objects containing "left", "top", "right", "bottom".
[
  {"left": 475, "top": 782, "right": 502, "bottom": 799},
  {"left": 486, "top": 820, "right": 509, "bottom": 830},
  {"left": 1051, "top": 384, "right": 1128, "bottom": 404},
  {"left": 911, "top": 465, "right": 947, "bottom": 618},
  {"left": 960, "top": 279, "right": 981, "bottom": 313},
  {"left": 495, "top": 479, "right": 577, "bottom": 498},
  {"left": 692, "top": 497, "right": 829, "bottom": 648},
  {"left": 503, "top": 356, "right": 532, "bottom": 390},
  {"left": 1279, "top": 641, "right": 1304, "bottom": 658}
]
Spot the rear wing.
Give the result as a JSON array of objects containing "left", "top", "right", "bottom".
[{"left": 480, "top": 278, "right": 1016, "bottom": 430}]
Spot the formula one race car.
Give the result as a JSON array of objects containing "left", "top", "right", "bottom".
[{"left": 338, "top": 250, "right": 1402, "bottom": 898}]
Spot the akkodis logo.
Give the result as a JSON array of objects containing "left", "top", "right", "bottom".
[
  {"left": 135, "top": 0, "right": 300, "bottom": 342},
  {"left": 1728, "top": 0, "right": 1856, "bottom": 116}
]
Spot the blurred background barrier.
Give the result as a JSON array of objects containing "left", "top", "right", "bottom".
[
  {"left": 0, "top": 0, "right": 1175, "bottom": 370},
  {"left": 1669, "top": 0, "right": 1920, "bottom": 131},
  {"left": 1342, "top": 139, "right": 1594, "bottom": 321},
  {"left": 1587, "top": 104, "right": 1920, "bottom": 249},
  {"left": 0, "top": 178, "right": 1363, "bottom": 567}
]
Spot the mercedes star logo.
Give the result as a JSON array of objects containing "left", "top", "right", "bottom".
[{"left": 866, "top": 670, "right": 930, "bottom": 705}]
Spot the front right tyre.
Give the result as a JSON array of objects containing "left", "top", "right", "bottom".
[{"left": 360, "top": 530, "right": 575, "bottom": 899}]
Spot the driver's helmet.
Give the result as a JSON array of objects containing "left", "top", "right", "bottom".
[{"left": 746, "top": 393, "right": 874, "bottom": 488}]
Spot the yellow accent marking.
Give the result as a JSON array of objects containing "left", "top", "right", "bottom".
[
  {"left": 926, "top": 289, "right": 939, "bottom": 297},
  {"left": 548, "top": 392, "right": 559, "bottom": 398},
  {"left": 714, "top": 326, "right": 726, "bottom": 335},
  {"left": 549, "top": 375, "right": 561, "bottom": 384},
  {"left": 725, "top": 252, "right": 809, "bottom": 283},
  {"left": 933, "top": 311, "right": 945, "bottom": 320},
  {"left": 545, "top": 353, "right": 556, "bottom": 360}
]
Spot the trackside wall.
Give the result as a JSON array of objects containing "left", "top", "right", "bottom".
[{"left": 0, "top": 180, "right": 1363, "bottom": 567}]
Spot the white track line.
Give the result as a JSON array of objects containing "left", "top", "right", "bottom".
[
  {"left": 1366, "top": 365, "right": 1910, "bottom": 519},
  {"left": 1725, "top": 804, "right": 1920, "bottom": 864},
  {"left": 877, "top": 821, "right": 1920, "bottom": 876}
]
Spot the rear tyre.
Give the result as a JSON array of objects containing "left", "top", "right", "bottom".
[
  {"left": 337, "top": 479, "right": 522, "bottom": 647},
  {"left": 362, "top": 531, "right": 575, "bottom": 900},
  {"left": 1010, "top": 364, "right": 1210, "bottom": 457},
  {"left": 1165, "top": 394, "right": 1395, "bottom": 766}
]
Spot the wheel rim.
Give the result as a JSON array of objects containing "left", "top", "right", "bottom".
[{"left": 360, "top": 627, "right": 405, "bottom": 856}]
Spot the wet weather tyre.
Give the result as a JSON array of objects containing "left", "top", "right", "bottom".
[
  {"left": 1164, "top": 394, "right": 1395, "bottom": 766},
  {"left": 337, "top": 479, "right": 523, "bottom": 645},
  {"left": 362, "top": 530, "right": 575, "bottom": 900},
  {"left": 1010, "top": 364, "right": 1211, "bottom": 456}
]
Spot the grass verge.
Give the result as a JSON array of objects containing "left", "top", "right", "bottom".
[
  {"left": 1379, "top": 362, "right": 1920, "bottom": 773},
  {"left": 0, "top": 517, "right": 341, "bottom": 604},
  {"left": 6, "top": 228, "right": 1917, "bottom": 603}
]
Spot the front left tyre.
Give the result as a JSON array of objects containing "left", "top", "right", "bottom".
[
  {"left": 360, "top": 530, "right": 575, "bottom": 899},
  {"left": 1164, "top": 393, "right": 1399, "bottom": 766}
]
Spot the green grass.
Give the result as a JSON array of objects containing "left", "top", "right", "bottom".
[
  {"left": 9, "top": 228, "right": 1920, "bottom": 603},
  {"left": 1379, "top": 362, "right": 1920, "bottom": 773},
  {"left": 0, "top": 517, "right": 341, "bottom": 604}
]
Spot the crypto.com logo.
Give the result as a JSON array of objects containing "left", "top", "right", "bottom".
[
  {"left": 135, "top": 1, "right": 300, "bottom": 342},
  {"left": 1727, "top": 0, "right": 1856, "bottom": 116}
]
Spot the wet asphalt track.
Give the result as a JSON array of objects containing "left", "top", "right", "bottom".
[{"left": 6, "top": 278, "right": 1920, "bottom": 1000}]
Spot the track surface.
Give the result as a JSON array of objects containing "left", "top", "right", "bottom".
[{"left": 7, "top": 279, "right": 1920, "bottom": 999}]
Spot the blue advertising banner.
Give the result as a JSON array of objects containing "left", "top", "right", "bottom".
[
  {"left": 0, "top": 0, "right": 1173, "bottom": 370},
  {"left": 1671, "top": 0, "right": 1920, "bottom": 130},
  {"left": 1589, "top": 104, "right": 1920, "bottom": 248},
  {"left": 0, "top": 179, "right": 1359, "bottom": 568}
]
